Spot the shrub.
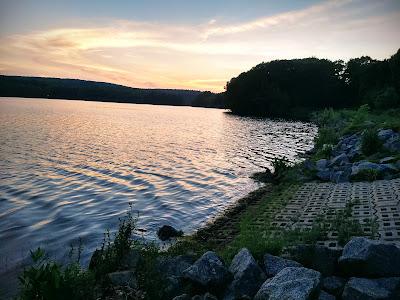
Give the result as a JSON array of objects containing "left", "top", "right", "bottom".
[
  {"left": 315, "top": 127, "right": 339, "bottom": 150},
  {"left": 18, "top": 248, "right": 95, "bottom": 300},
  {"left": 371, "top": 87, "right": 399, "bottom": 109},
  {"left": 351, "top": 169, "right": 382, "bottom": 182},
  {"left": 361, "top": 129, "right": 382, "bottom": 156},
  {"left": 271, "top": 158, "right": 291, "bottom": 181}
]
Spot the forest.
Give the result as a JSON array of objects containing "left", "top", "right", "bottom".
[
  {"left": 0, "top": 76, "right": 202, "bottom": 107},
  {"left": 224, "top": 49, "right": 400, "bottom": 119}
]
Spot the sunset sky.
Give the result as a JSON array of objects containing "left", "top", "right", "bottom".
[{"left": 0, "top": 0, "right": 399, "bottom": 92}]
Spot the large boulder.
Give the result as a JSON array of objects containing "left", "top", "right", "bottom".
[
  {"left": 322, "top": 276, "right": 346, "bottom": 296},
  {"left": 157, "top": 225, "right": 183, "bottom": 241},
  {"left": 264, "top": 253, "right": 302, "bottom": 277},
  {"left": 182, "top": 251, "right": 232, "bottom": 290},
  {"left": 377, "top": 129, "right": 396, "bottom": 141},
  {"left": 223, "top": 248, "right": 266, "bottom": 299},
  {"left": 318, "top": 290, "right": 336, "bottom": 300},
  {"left": 157, "top": 255, "right": 195, "bottom": 298},
  {"left": 329, "top": 153, "right": 349, "bottom": 167},
  {"left": 289, "top": 245, "right": 342, "bottom": 276},
  {"left": 342, "top": 277, "right": 400, "bottom": 300},
  {"left": 338, "top": 237, "right": 400, "bottom": 277},
  {"left": 254, "top": 267, "right": 321, "bottom": 300},
  {"left": 316, "top": 159, "right": 329, "bottom": 171},
  {"left": 316, "top": 170, "right": 333, "bottom": 181},
  {"left": 383, "top": 135, "right": 400, "bottom": 152},
  {"left": 107, "top": 271, "right": 137, "bottom": 288}
]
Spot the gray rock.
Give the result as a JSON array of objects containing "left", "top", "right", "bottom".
[
  {"left": 254, "top": 267, "right": 321, "bottom": 300},
  {"left": 342, "top": 277, "right": 400, "bottom": 300},
  {"left": 289, "top": 245, "right": 341, "bottom": 276},
  {"left": 173, "top": 294, "right": 191, "bottom": 300},
  {"left": 322, "top": 276, "right": 346, "bottom": 296},
  {"left": 183, "top": 251, "right": 232, "bottom": 289},
  {"left": 384, "top": 135, "right": 400, "bottom": 152},
  {"left": 157, "top": 255, "right": 194, "bottom": 298},
  {"left": 379, "top": 156, "right": 397, "bottom": 164},
  {"left": 157, "top": 255, "right": 194, "bottom": 278},
  {"left": 157, "top": 225, "right": 183, "bottom": 241},
  {"left": 303, "top": 160, "right": 316, "bottom": 171},
  {"left": 224, "top": 248, "right": 266, "bottom": 299},
  {"left": 203, "top": 293, "right": 218, "bottom": 300},
  {"left": 107, "top": 271, "right": 137, "bottom": 288},
  {"left": 318, "top": 290, "right": 336, "bottom": 300},
  {"left": 120, "top": 249, "right": 141, "bottom": 270},
  {"left": 351, "top": 161, "right": 381, "bottom": 175},
  {"left": 330, "top": 170, "right": 350, "bottom": 183},
  {"left": 317, "top": 170, "right": 333, "bottom": 181},
  {"left": 377, "top": 129, "right": 396, "bottom": 141},
  {"left": 173, "top": 295, "right": 191, "bottom": 300},
  {"left": 264, "top": 253, "right": 302, "bottom": 277},
  {"left": 316, "top": 159, "right": 329, "bottom": 170},
  {"left": 329, "top": 153, "right": 349, "bottom": 167},
  {"left": 338, "top": 237, "right": 400, "bottom": 277}
]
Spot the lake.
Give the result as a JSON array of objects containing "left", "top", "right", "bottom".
[{"left": 0, "top": 97, "right": 316, "bottom": 291}]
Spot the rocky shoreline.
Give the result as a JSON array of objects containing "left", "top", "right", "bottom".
[
  {"left": 102, "top": 237, "right": 400, "bottom": 299},
  {"left": 304, "top": 128, "right": 400, "bottom": 183}
]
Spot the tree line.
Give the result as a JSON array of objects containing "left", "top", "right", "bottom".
[{"left": 223, "top": 48, "right": 400, "bottom": 118}]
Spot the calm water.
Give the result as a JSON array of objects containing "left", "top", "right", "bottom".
[{"left": 0, "top": 98, "right": 316, "bottom": 290}]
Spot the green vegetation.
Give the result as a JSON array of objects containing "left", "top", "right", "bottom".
[
  {"left": 18, "top": 248, "right": 95, "bottom": 300},
  {"left": 225, "top": 49, "right": 400, "bottom": 118},
  {"left": 361, "top": 129, "right": 382, "bottom": 156}
]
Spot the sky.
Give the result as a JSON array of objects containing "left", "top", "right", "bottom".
[{"left": 0, "top": 0, "right": 399, "bottom": 92}]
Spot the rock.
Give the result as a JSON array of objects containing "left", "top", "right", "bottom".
[
  {"left": 107, "top": 271, "right": 137, "bottom": 288},
  {"left": 338, "top": 237, "right": 400, "bottom": 277},
  {"left": 203, "top": 293, "right": 218, "bottom": 300},
  {"left": 322, "top": 276, "right": 346, "bottom": 296},
  {"left": 330, "top": 169, "right": 350, "bottom": 183},
  {"left": 318, "top": 290, "right": 336, "bottom": 300},
  {"left": 157, "top": 225, "right": 183, "bottom": 241},
  {"left": 223, "top": 248, "right": 266, "bottom": 299},
  {"left": 254, "top": 267, "right": 322, "bottom": 300},
  {"left": 379, "top": 156, "right": 397, "bottom": 164},
  {"left": 191, "top": 293, "right": 218, "bottom": 300},
  {"left": 289, "top": 245, "right": 341, "bottom": 276},
  {"left": 303, "top": 160, "right": 316, "bottom": 171},
  {"left": 377, "top": 129, "right": 396, "bottom": 141},
  {"left": 173, "top": 294, "right": 191, "bottom": 300},
  {"left": 351, "top": 161, "right": 381, "bottom": 175},
  {"left": 157, "top": 255, "right": 194, "bottom": 298},
  {"left": 182, "top": 251, "right": 232, "bottom": 289},
  {"left": 342, "top": 277, "right": 400, "bottom": 300},
  {"left": 316, "top": 159, "right": 329, "bottom": 170},
  {"left": 329, "top": 153, "right": 349, "bottom": 167},
  {"left": 316, "top": 170, "right": 333, "bottom": 181},
  {"left": 157, "top": 255, "right": 194, "bottom": 277},
  {"left": 264, "top": 253, "right": 302, "bottom": 277},
  {"left": 384, "top": 135, "right": 400, "bottom": 152},
  {"left": 120, "top": 249, "right": 141, "bottom": 270}
]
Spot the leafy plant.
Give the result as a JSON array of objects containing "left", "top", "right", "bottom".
[
  {"left": 361, "top": 128, "right": 382, "bottom": 156},
  {"left": 351, "top": 169, "right": 382, "bottom": 182},
  {"left": 18, "top": 248, "right": 95, "bottom": 300}
]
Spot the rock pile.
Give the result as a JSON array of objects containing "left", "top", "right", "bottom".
[
  {"left": 305, "top": 129, "right": 400, "bottom": 183},
  {"left": 101, "top": 237, "right": 400, "bottom": 299}
]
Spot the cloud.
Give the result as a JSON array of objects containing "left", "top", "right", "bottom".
[{"left": 0, "top": 0, "right": 399, "bottom": 91}]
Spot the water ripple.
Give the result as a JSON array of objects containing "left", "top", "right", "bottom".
[{"left": 0, "top": 98, "right": 317, "bottom": 295}]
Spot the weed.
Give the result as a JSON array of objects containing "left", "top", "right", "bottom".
[{"left": 361, "top": 129, "right": 382, "bottom": 156}]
